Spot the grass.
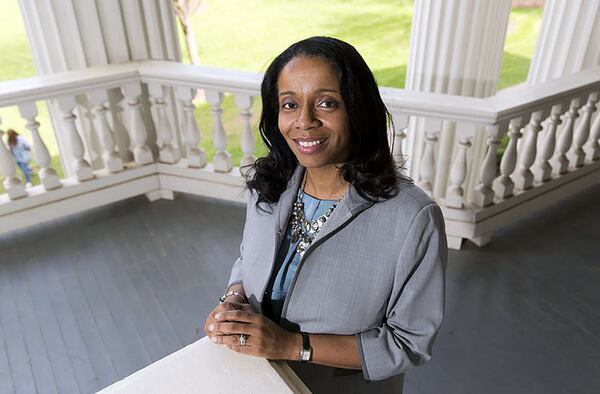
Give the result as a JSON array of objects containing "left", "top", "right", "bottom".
[{"left": 0, "top": 0, "right": 542, "bottom": 192}]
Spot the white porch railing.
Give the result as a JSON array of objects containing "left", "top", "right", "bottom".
[{"left": 0, "top": 60, "right": 599, "bottom": 249}]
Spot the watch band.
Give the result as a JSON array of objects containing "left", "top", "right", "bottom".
[{"left": 298, "top": 332, "right": 312, "bottom": 362}]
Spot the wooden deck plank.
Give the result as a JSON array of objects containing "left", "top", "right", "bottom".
[
  {"left": 63, "top": 216, "right": 152, "bottom": 380},
  {"left": 16, "top": 228, "right": 81, "bottom": 394},
  {"left": 0, "top": 276, "right": 15, "bottom": 394},
  {"left": 0, "top": 233, "right": 42, "bottom": 394},
  {"left": 30, "top": 218, "right": 98, "bottom": 393},
  {"left": 6, "top": 230, "right": 59, "bottom": 394},
  {"left": 96, "top": 213, "right": 183, "bottom": 361}
]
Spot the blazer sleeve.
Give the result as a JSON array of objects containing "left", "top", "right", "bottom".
[
  {"left": 226, "top": 190, "right": 255, "bottom": 289},
  {"left": 356, "top": 203, "right": 447, "bottom": 381}
]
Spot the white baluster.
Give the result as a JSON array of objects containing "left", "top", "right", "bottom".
[
  {"left": 552, "top": 99, "right": 581, "bottom": 174},
  {"left": 121, "top": 83, "right": 153, "bottom": 165},
  {"left": 445, "top": 137, "right": 472, "bottom": 209},
  {"left": 56, "top": 96, "right": 94, "bottom": 181},
  {"left": 176, "top": 87, "right": 207, "bottom": 168},
  {"left": 235, "top": 94, "right": 256, "bottom": 169},
  {"left": 532, "top": 105, "right": 562, "bottom": 182},
  {"left": 0, "top": 115, "right": 27, "bottom": 199},
  {"left": 18, "top": 102, "right": 62, "bottom": 190},
  {"left": 493, "top": 120, "right": 521, "bottom": 198},
  {"left": 418, "top": 132, "right": 438, "bottom": 194},
  {"left": 472, "top": 126, "right": 501, "bottom": 208},
  {"left": 568, "top": 93, "right": 598, "bottom": 168},
  {"left": 88, "top": 90, "right": 124, "bottom": 173},
  {"left": 391, "top": 112, "right": 408, "bottom": 168},
  {"left": 205, "top": 90, "right": 233, "bottom": 173},
  {"left": 512, "top": 112, "right": 544, "bottom": 190},
  {"left": 584, "top": 103, "right": 600, "bottom": 162},
  {"left": 148, "top": 84, "right": 180, "bottom": 164}
]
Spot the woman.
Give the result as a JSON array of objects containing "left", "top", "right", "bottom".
[
  {"left": 7, "top": 129, "right": 33, "bottom": 187},
  {"left": 204, "top": 36, "right": 447, "bottom": 393}
]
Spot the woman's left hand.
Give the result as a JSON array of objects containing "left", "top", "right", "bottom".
[{"left": 207, "top": 310, "right": 301, "bottom": 360}]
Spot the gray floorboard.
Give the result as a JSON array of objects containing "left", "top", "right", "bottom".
[{"left": 0, "top": 185, "right": 598, "bottom": 393}]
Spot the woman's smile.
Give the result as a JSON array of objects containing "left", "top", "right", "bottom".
[{"left": 293, "top": 137, "right": 328, "bottom": 153}]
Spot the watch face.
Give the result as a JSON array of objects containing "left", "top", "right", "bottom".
[{"left": 300, "top": 349, "right": 311, "bottom": 361}]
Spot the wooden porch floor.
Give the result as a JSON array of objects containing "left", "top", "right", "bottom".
[{"left": 0, "top": 183, "right": 599, "bottom": 394}]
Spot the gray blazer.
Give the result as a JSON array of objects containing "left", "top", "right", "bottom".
[{"left": 228, "top": 166, "right": 447, "bottom": 393}]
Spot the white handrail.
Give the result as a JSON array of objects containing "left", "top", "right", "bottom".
[{"left": 1, "top": 60, "right": 598, "bottom": 127}]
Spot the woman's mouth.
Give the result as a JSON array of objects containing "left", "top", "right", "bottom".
[{"left": 294, "top": 138, "right": 327, "bottom": 154}]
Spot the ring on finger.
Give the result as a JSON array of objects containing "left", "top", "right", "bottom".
[{"left": 239, "top": 334, "right": 247, "bottom": 346}]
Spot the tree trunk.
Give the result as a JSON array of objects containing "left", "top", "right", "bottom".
[{"left": 182, "top": 16, "right": 201, "bottom": 65}]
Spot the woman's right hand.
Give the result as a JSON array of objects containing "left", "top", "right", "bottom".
[{"left": 204, "top": 298, "right": 255, "bottom": 337}]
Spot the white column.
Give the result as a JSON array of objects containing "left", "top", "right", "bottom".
[
  {"left": 405, "top": 0, "right": 512, "bottom": 200},
  {"left": 17, "top": 0, "right": 182, "bottom": 175},
  {"left": 527, "top": 0, "right": 600, "bottom": 85}
]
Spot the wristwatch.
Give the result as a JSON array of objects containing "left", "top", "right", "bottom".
[{"left": 298, "top": 332, "right": 312, "bottom": 362}]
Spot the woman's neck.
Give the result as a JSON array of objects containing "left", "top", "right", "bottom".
[{"left": 303, "top": 165, "right": 349, "bottom": 200}]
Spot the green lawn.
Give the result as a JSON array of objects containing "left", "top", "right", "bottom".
[{"left": 0, "top": 0, "right": 542, "bottom": 192}]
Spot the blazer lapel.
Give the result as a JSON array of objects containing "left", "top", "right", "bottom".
[
  {"left": 306, "top": 181, "right": 374, "bottom": 251},
  {"left": 276, "top": 165, "right": 305, "bottom": 234}
]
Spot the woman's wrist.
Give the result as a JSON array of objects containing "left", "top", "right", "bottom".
[{"left": 285, "top": 332, "right": 303, "bottom": 361}]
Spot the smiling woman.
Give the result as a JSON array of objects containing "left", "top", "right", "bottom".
[{"left": 203, "top": 36, "right": 447, "bottom": 393}]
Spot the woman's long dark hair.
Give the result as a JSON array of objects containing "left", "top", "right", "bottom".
[{"left": 246, "top": 36, "right": 406, "bottom": 210}]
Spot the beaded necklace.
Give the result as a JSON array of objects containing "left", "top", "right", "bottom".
[{"left": 290, "top": 174, "right": 345, "bottom": 257}]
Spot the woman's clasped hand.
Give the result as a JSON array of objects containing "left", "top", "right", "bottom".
[{"left": 204, "top": 301, "right": 301, "bottom": 360}]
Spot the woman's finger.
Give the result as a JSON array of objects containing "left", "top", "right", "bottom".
[
  {"left": 214, "top": 310, "right": 259, "bottom": 323},
  {"left": 209, "top": 322, "right": 254, "bottom": 335},
  {"left": 211, "top": 334, "right": 251, "bottom": 347}
]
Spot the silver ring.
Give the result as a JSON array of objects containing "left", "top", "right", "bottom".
[{"left": 239, "top": 334, "right": 247, "bottom": 346}]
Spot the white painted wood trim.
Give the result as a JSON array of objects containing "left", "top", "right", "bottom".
[{"left": 96, "top": 336, "right": 310, "bottom": 394}]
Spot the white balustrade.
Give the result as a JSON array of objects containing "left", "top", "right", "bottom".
[
  {"left": 445, "top": 137, "right": 472, "bottom": 209},
  {"left": 176, "top": 87, "right": 207, "bottom": 168},
  {"left": 234, "top": 93, "right": 256, "bottom": 169},
  {"left": 552, "top": 99, "right": 581, "bottom": 174},
  {"left": 0, "top": 116, "right": 27, "bottom": 199},
  {"left": 88, "top": 89, "right": 124, "bottom": 173},
  {"left": 418, "top": 131, "right": 438, "bottom": 194},
  {"left": 568, "top": 93, "right": 598, "bottom": 168},
  {"left": 584, "top": 103, "right": 600, "bottom": 161},
  {"left": 493, "top": 120, "right": 522, "bottom": 199},
  {"left": 532, "top": 105, "right": 562, "bottom": 182},
  {"left": 512, "top": 112, "right": 544, "bottom": 190},
  {"left": 121, "top": 83, "right": 154, "bottom": 166},
  {"left": 148, "top": 84, "right": 181, "bottom": 164},
  {"left": 472, "top": 126, "right": 501, "bottom": 208},
  {"left": 56, "top": 96, "right": 94, "bottom": 181},
  {"left": 391, "top": 112, "right": 408, "bottom": 168},
  {"left": 18, "top": 102, "right": 62, "bottom": 190},
  {"left": 205, "top": 90, "right": 233, "bottom": 173},
  {"left": 0, "top": 60, "right": 599, "bottom": 249}
]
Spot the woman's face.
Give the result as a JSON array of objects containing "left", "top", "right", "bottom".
[{"left": 277, "top": 56, "right": 351, "bottom": 170}]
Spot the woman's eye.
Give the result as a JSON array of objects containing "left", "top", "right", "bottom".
[
  {"left": 281, "top": 102, "right": 297, "bottom": 110},
  {"left": 318, "top": 100, "right": 337, "bottom": 109}
]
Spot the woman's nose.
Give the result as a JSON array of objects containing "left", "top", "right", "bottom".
[{"left": 296, "top": 106, "right": 321, "bottom": 130}]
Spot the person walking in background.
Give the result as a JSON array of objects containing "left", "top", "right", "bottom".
[{"left": 7, "top": 129, "right": 33, "bottom": 187}]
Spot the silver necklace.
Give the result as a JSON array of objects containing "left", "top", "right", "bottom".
[{"left": 290, "top": 177, "right": 343, "bottom": 257}]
